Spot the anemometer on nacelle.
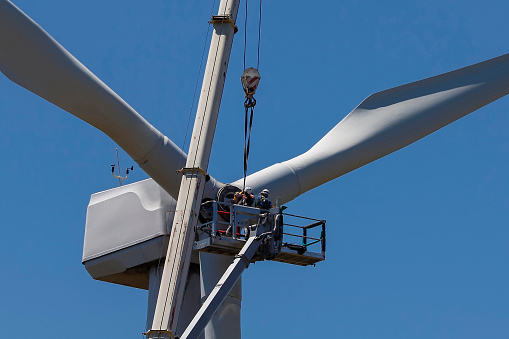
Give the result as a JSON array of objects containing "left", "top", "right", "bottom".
[{"left": 110, "top": 148, "right": 134, "bottom": 187}]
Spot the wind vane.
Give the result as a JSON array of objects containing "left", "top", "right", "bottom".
[{"left": 111, "top": 148, "right": 133, "bottom": 186}]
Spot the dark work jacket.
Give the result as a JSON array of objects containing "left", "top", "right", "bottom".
[{"left": 255, "top": 194, "right": 272, "bottom": 210}]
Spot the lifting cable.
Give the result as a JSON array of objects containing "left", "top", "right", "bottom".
[
  {"left": 243, "top": 85, "right": 256, "bottom": 190},
  {"left": 241, "top": 0, "right": 262, "bottom": 190}
]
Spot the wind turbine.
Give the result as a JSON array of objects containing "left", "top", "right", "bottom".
[{"left": 0, "top": 1, "right": 508, "bottom": 338}]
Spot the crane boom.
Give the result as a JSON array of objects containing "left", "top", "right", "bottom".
[{"left": 147, "top": 1, "right": 240, "bottom": 338}]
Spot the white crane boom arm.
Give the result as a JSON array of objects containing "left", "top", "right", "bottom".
[{"left": 147, "top": 1, "right": 240, "bottom": 338}]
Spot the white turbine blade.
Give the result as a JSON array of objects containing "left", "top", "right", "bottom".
[
  {"left": 0, "top": 0, "right": 187, "bottom": 198},
  {"left": 237, "top": 54, "right": 509, "bottom": 203}
]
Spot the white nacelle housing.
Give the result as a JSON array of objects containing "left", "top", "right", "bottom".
[{"left": 82, "top": 179, "right": 176, "bottom": 289}]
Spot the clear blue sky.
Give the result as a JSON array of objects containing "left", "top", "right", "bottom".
[{"left": 1, "top": 0, "right": 509, "bottom": 338}]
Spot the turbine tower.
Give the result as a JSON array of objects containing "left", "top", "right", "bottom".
[{"left": 1, "top": 1, "right": 509, "bottom": 338}]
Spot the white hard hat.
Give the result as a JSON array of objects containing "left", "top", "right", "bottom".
[
  {"left": 245, "top": 186, "right": 252, "bottom": 194},
  {"left": 261, "top": 189, "right": 269, "bottom": 196}
]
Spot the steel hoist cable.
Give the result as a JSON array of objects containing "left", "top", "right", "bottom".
[
  {"left": 243, "top": 0, "right": 262, "bottom": 70},
  {"left": 243, "top": 98, "right": 255, "bottom": 190},
  {"left": 257, "top": 0, "right": 262, "bottom": 69},
  {"left": 241, "top": 0, "right": 262, "bottom": 190}
]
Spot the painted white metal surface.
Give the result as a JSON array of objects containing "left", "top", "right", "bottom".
[
  {"left": 147, "top": 264, "right": 204, "bottom": 339},
  {"left": 149, "top": 1, "right": 240, "bottom": 337},
  {"left": 182, "top": 235, "right": 262, "bottom": 339},
  {"left": 200, "top": 253, "right": 242, "bottom": 339},
  {"left": 82, "top": 179, "right": 176, "bottom": 288},
  {"left": 236, "top": 54, "right": 509, "bottom": 203},
  {"left": 83, "top": 179, "right": 175, "bottom": 262},
  {"left": 147, "top": 265, "right": 164, "bottom": 330}
]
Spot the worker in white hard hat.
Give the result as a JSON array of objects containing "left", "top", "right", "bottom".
[{"left": 255, "top": 188, "right": 273, "bottom": 210}]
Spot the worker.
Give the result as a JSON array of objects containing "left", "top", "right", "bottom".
[
  {"left": 233, "top": 186, "right": 254, "bottom": 206},
  {"left": 244, "top": 187, "right": 255, "bottom": 206},
  {"left": 255, "top": 188, "right": 273, "bottom": 210}
]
